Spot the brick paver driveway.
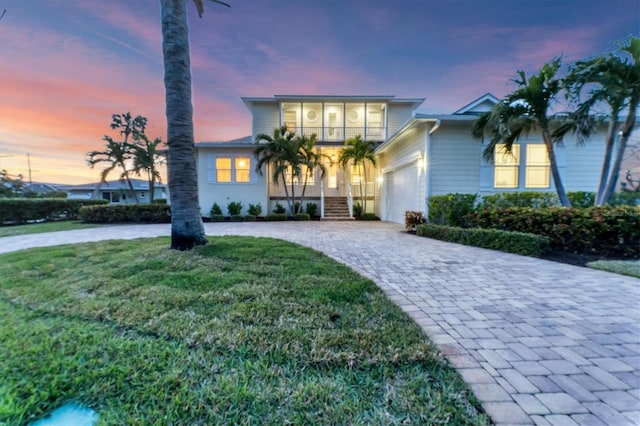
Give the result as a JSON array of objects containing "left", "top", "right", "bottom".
[{"left": 1, "top": 221, "right": 639, "bottom": 425}]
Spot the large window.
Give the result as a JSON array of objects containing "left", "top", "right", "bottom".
[
  {"left": 285, "top": 165, "right": 315, "bottom": 185},
  {"left": 494, "top": 144, "right": 520, "bottom": 188},
  {"left": 525, "top": 145, "right": 550, "bottom": 188},
  {"left": 493, "top": 143, "right": 550, "bottom": 189}
]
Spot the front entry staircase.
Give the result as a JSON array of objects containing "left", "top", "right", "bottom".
[{"left": 322, "top": 197, "right": 353, "bottom": 220}]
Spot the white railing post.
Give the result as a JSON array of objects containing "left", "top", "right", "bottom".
[
  {"left": 320, "top": 180, "right": 325, "bottom": 218},
  {"left": 347, "top": 182, "right": 353, "bottom": 218}
]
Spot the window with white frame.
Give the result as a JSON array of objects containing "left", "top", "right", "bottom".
[
  {"left": 525, "top": 145, "right": 550, "bottom": 188},
  {"left": 494, "top": 144, "right": 520, "bottom": 188},
  {"left": 284, "top": 165, "right": 315, "bottom": 185},
  {"left": 235, "top": 157, "right": 251, "bottom": 183},
  {"left": 216, "top": 157, "right": 232, "bottom": 182}
]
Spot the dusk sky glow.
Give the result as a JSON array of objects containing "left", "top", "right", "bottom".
[{"left": 1, "top": 0, "right": 638, "bottom": 184}]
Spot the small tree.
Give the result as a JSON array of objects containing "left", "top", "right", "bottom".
[
  {"left": 339, "top": 135, "right": 377, "bottom": 213},
  {"left": 132, "top": 134, "right": 165, "bottom": 203}
]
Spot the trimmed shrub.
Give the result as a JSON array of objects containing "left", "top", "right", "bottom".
[
  {"left": 360, "top": 213, "right": 379, "bottom": 221},
  {"left": 428, "top": 193, "right": 478, "bottom": 227},
  {"left": 294, "top": 213, "right": 310, "bottom": 221},
  {"left": 247, "top": 203, "right": 262, "bottom": 216},
  {"left": 244, "top": 214, "right": 257, "bottom": 222},
  {"left": 468, "top": 206, "right": 640, "bottom": 257},
  {"left": 480, "top": 192, "right": 558, "bottom": 209},
  {"left": 305, "top": 202, "right": 318, "bottom": 218},
  {"left": 230, "top": 214, "right": 244, "bottom": 222},
  {"left": 0, "top": 198, "right": 108, "bottom": 224},
  {"left": 151, "top": 199, "right": 168, "bottom": 205},
  {"left": 210, "top": 214, "right": 227, "bottom": 222},
  {"left": 227, "top": 201, "right": 243, "bottom": 216},
  {"left": 273, "top": 203, "right": 286, "bottom": 214},
  {"left": 567, "top": 191, "right": 595, "bottom": 208},
  {"left": 210, "top": 203, "right": 223, "bottom": 216},
  {"left": 352, "top": 203, "right": 363, "bottom": 218},
  {"left": 416, "top": 224, "right": 550, "bottom": 257},
  {"left": 611, "top": 191, "right": 640, "bottom": 206},
  {"left": 405, "top": 211, "right": 425, "bottom": 230},
  {"left": 264, "top": 213, "right": 287, "bottom": 221},
  {"left": 79, "top": 204, "right": 170, "bottom": 223}
]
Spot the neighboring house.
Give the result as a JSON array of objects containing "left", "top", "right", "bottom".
[
  {"left": 196, "top": 93, "right": 610, "bottom": 224},
  {"left": 62, "top": 179, "right": 167, "bottom": 204}
]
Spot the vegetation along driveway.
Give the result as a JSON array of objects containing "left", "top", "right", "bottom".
[{"left": 2, "top": 221, "right": 639, "bottom": 425}]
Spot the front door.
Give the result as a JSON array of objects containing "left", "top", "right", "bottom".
[{"left": 322, "top": 147, "right": 343, "bottom": 197}]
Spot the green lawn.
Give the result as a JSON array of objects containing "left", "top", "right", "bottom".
[
  {"left": 587, "top": 259, "right": 640, "bottom": 278},
  {"left": 0, "top": 237, "right": 489, "bottom": 425},
  {"left": 0, "top": 221, "right": 99, "bottom": 238}
]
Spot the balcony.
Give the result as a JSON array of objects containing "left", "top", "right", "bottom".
[{"left": 285, "top": 126, "right": 386, "bottom": 142}]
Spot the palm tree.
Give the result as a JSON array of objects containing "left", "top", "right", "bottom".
[
  {"left": 160, "top": 0, "right": 229, "bottom": 250},
  {"left": 565, "top": 37, "right": 640, "bottom": 205},
  {"left": 132, "top": 134, "right": 165, "bottom": 203},
  {"left": 254, "top": 127, "right": 301, "bottom": 215},
  {"left": 87, "top": 113, "right": 146, "bottom": 203},
  {"left": 472, "top": 58, "right": 591, "bottom": 207},
  {"left": 339, "top": 135, "right": 377, "bottom": 213},
  {"left": 298, "top": 133, "right": 326, "bottom": 210}
]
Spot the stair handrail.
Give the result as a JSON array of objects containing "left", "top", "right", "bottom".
[
  {"left": 346, "top": 181, "right": 353, "bottom": 218},
  {"left": 320, "top": 180, "right": 325, "bottom": 219}
]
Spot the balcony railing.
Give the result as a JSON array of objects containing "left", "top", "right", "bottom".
[{"left": 285, "top": 126, "right": 386, "bottom": 142}]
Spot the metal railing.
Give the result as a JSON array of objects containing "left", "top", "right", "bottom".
[{"left": 286, "top": 126, "right": 386, "bottom": 142}]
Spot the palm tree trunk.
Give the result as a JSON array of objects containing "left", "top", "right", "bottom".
[
  {"left": 124, "top": 173, "right": 140, "bottom": 204},
  {"left": 161, "top": 0, "right": 207, "bottom": 250},
  {"left": 280, "top": 170, "right": 292, "bottom": 215},
  {"left": 542, "top": 128, "right": 571, "bottom": 207},
  {"left": 148, "top": 170, "right": 155, "bottom": 203},
  {"left": 595, "top": 117, "right": 619, "bottom": 205},
  {"left": 362, "top": 162, "right": 369, "bottom": 213},
  {"left": 600, "top": 101, "right": 638, "bottom": 205},
  {"left": 358, "top": 162, "right": 365, "bottom": 212}
]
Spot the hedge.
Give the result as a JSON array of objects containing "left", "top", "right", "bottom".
[
  {"left": 416, "top": 224, "right": 550, "bottom": 257},
  {"left": 428, "top": 194, "right": 478, "bottom": 227},
  {"left": 264, "top": 213, "right": 287, "bottom": 221},
  {"left": 79, "top": 204, "right": 171, "bottom": 223},
  {"left": 468, "top": 206, "right": 640, "bottom": 257},
  {"left": 0, "top": 198, "right": 108, "bottom": 224}
]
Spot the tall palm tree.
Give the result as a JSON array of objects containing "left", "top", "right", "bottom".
[
  {"left": 339, "top": 135, "right": 377, "bottom": 213},
  {"left": 87, "top": 136, "right": 139, "bottom": 203},
  {"left": 297, "top": 133, "right": 326, "bottom": 210},
  {"left": 565, "top": 37, "right": 640, "bottom": 205},
  {"left": 472, "top": 58, "right": 590, "bottom": 207},
  {"left": 132, "top": 134, "right": 165, "bottom": 203},
  {"left": 160, "top": 0, "right": 229, "bottom": 250},
  {"left": 254, "top": 127, "right": 301, "bottom": 215}
]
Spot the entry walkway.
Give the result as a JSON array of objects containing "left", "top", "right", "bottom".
[{"left": 1, "top": 222, "right": 639, "bottom": 425}]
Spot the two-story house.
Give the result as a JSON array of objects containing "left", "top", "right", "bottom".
[{"left": 196, "top": 93, "right": 608, "bottom": 223}]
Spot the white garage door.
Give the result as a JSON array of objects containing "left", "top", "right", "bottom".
[{"left": 386, "top": 165, "right": 418, "bottom": 224}]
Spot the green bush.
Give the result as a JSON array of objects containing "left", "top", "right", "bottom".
[
  {"left": 210, "top": 203, "right": 223, "bottom": 216},
  {"left": 305, "top": 202, "right": 318, "bottom": 218},
  {"left": 416, "top": 224, "right": 550, "bottom": 257},
  {"left": 151, "top": 199, "right": 168, "bottom": 205},
  {"left": 567, "top": 191, "right": 595, "bottom": 208},
  {"left": 352, "top": 203, "right": 363, "bottom": 218},
  {"left": 468, "top": 206, "right": 640, "bottom": 257},
  {"left": 0, "top": 199, "right": 108, "bottom": 224},
  {"left": 405, "top": 211, "right": 425, "bottom": 230},
  {"left": 611, "top": 191, "right": 640, "bottom": 206},
  {"left": 360, "top": 213, "right": 379, "bottom": 221},
  {"left": 294, "top": 213, "right": 310, "bottom": 221},
  {"left": 210, "top": 214, "right": 226, "bottom": 222},
  {"left": 79, "top": 204, "right": 171, "bottom": 223},
  {"left": 227, "top": 201, "right": 243, "bottom": 216},
  {"left": 247, "top": 203, "right": 262, "bottom": 216},
  {"left": 428, "top": 193, "right": 478, "bottom": 227},
  {"left": 244, "top": 214, "right": 257, "bottom": 222},
  {"left": 230, "top": 214, "right": 244, "bottom": 222},
  {"left": 480, "top": 192, "right": 558, "bottom": 209},
  {"left": 273, "top": 203, "right": 286, "bottom": 214},
  {"left": 264, "top": 213, "right": 287, "bottom": 221}
]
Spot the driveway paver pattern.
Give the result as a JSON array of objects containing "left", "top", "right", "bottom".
[{"left": 1, "top": 221, "right": 639, "bottom": 425}]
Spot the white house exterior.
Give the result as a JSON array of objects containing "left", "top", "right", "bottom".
[{"left": 196, "top": 93, "right": 610, "bottom": 224}]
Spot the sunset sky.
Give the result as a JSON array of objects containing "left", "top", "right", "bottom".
[{"left": 1, "top": 0, "right": 638, "bottom": 184}]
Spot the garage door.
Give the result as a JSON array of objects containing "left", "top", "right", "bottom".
[{"left": 386, "top": 165, "right": 418, "bottom": 224}]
